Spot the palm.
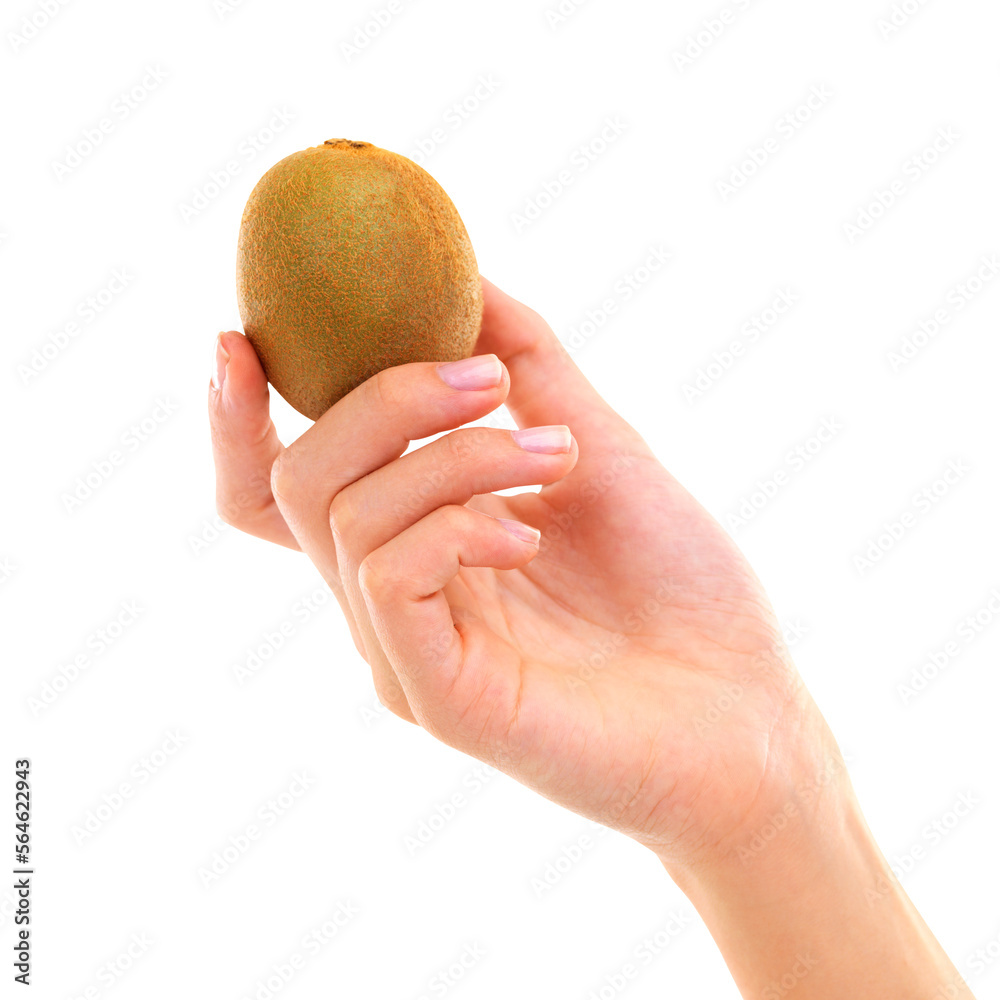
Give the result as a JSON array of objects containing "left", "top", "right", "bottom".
[{"left": 452, "top": 430, "right": 809, "bottom": 862}]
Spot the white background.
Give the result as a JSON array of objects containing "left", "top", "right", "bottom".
[{"left": 3, "top": 0, "right": 1000, "bottom": 997}]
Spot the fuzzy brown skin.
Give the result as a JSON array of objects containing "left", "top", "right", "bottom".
[{"left": 236, "top": 139, "right": 483, "bottom": 420}]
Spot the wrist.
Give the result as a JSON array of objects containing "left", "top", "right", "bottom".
[{"left": 657, "top": 759, "right": 973, "bottom": 999}]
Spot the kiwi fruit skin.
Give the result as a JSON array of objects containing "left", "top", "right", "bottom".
[{"left": 236, "top": 139, "right": 483, "bottom": 420}]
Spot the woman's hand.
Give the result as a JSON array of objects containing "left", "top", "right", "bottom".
[
  {"left": 208, "top": 277, "right": 839, "bottom": 870},
  {"left": 210, "top": 277, "right": 976, "bottom": 999}
]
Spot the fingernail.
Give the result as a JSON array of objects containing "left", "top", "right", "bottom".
[
  {"left": 437, "top": 354, "right": 503, "bottom": 390},
  {"left": 512, "top": 425, "right": 572, "bottom": 454},
  {"left": 212, "top": 333, "right": 229, "bottom": 391},
  {"left": 498, "top": 518, "right": 541, "bottom": 545}
]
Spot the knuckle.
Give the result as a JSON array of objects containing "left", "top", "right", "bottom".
[
  {"left": 269, "top": 450, "right": 298, "bottom": 505},
  {"left": 215, "top": 471, "right": 276, "bottom": 534},
  {"left": 440, "top": 426, "right": 487, "bottom": 470},
  {"left": 436, "top": 503, "right": 472, "bottom": 534},
  {"left": 357, "top": 552, "right": 395, "bottom": 603},
  {"left": 374, "top": 678, "right": 415, "bottom": 721},
  {"left": 328, "top": 490, "right": 357, "bottom": 542},
  {"left": 215, "top": 495, "right": 245, "bottom": 529},
  {"left": 365, "top": 367, "right": 405, "bottom": 413},
  {"left": 216, "top": 489, "right": 263, "bottom": 532}
]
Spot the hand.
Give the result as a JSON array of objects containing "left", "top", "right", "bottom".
[
  {"left": 210, "top": 278, "right": 976, "bottom": 999},
  {"left": 208, "top": 277, "right": 839, "bottom": 869}
]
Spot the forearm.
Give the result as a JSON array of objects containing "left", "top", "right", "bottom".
[{"left": 661, "top": 775, "right": 974, "bottom": 999}]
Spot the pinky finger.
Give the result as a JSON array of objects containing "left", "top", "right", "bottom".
[{"left": 357, "top": 504, "right": 539, "bottom": 745}]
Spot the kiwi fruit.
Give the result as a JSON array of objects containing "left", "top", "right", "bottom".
[{"left": 236, "top": 139, "right": 483, "bottom": 419}]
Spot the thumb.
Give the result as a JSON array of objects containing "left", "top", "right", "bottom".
[{"left": 208, "top": 330, "right": 298, "bottom": 548}]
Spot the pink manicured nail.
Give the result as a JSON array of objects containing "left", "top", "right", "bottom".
[
  {"left": 212, "top": 333, "right": 229, "bottom": 391},
  {"left": 498, "top": 518, "right": 541, "bottom": 545},
  {"left": 437, "top": 354, "right": 503, "bottom": 390},
  {"left": 512, "top": 425, "right": 572, "bottom": 454}
]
